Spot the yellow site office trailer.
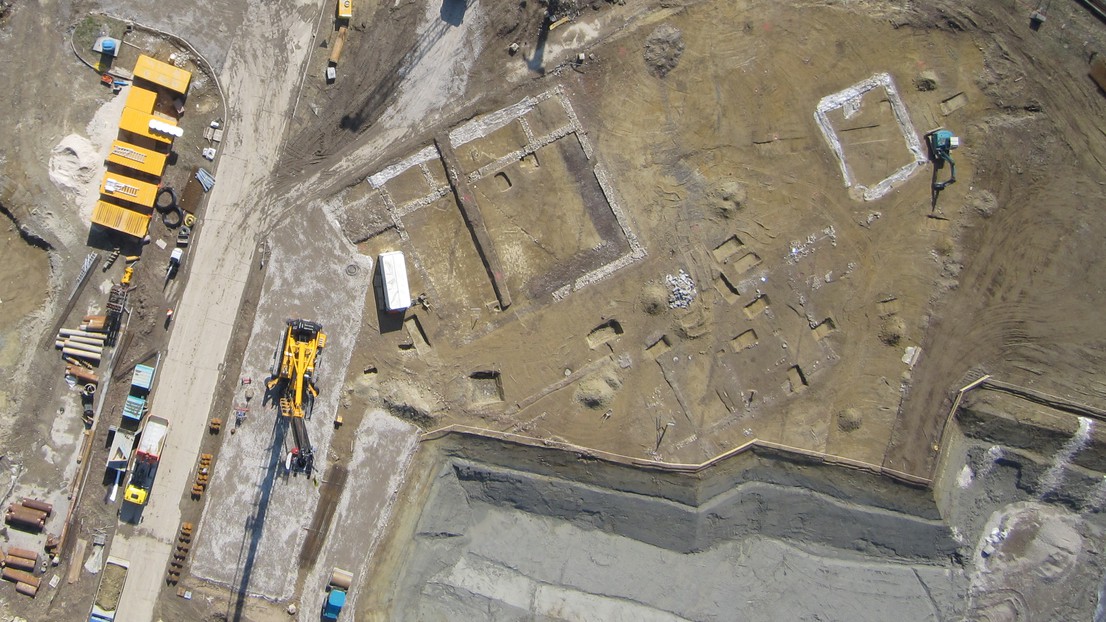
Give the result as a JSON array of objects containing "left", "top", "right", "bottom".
[
  {"left": 92, "top": 201, "right": 151, "bottom": 238},
  {"left": 107, "top": 140, "right": 168, "bottom": 178},
  {"left": 100, "top": 173, "right": 160, "bottom": 209},
  {"left": 119, "top": 107, "right": 177, "bottom": 145},
  {"left": 124, "top": 86, "right": 157, "bottom": 114},
  {"left": 133, "top": 55, "right": 192, "bottom": 95}
]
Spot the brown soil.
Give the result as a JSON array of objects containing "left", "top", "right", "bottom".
[
  {"left": 3, "top": 0, "right": 1106, "bottom": 618},
  {"left": 95, "top": 562, "right": 126, "bottom": 611}
]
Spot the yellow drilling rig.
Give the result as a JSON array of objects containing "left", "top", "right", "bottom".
[{"left": 267, "top": 319, "right": 327, "bottom": 475}]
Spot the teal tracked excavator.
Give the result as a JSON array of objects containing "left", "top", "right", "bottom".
[{"left": 925, "top": 128, "right": 960, "bottom": 192}]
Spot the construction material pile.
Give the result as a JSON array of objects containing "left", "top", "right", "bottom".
[
  {"left": 1, "top": 545, "right": 43, "bottom": 597},
  {"left": 56, "top": 315, "right": 109, "bottom": 365},
  {"left": 5, "top": 498, "right": 52, "bottom": 533}
]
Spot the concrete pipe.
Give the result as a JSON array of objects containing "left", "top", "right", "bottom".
[
  {"left": 62, "top": 342, "right": 103, "bottom": 354},
  {"left": 3, "top": 555, "right": 36, "bottom": 572},
  {"left": 63, "top": 333, "right": 106, "bottom": 344},
  {"left": 17, "top": 501, "right": 50, "bottom": 518},
  {"left": 15, "top": 581, "right": 38, "bottom": 597},
  {"left": 330, "top": 569, "right": 354, "bottom": 590},
  {"left": 65, "top": 331, "right": 106, "bottom": 340},
  {"left": 5, "top": 511, "right": 44, "bottom": 530},
  {"left": 8, "top": 505, "right": 46, "bottom": 521},
  {"left": 62, "top": 340, "right": 103, "bottom": 351},
  {"left": 61, "top": 348, "right": 101, "bottom": 362},
  {"left": 2, "top": 567, "right": 39, "bottom": 588},
  {"left": 65, "top": 336, "right": 105, "bottom": 347},
  {"left": 6, "top": 544, "right": 39, "bottom": 560},
  {"left": 59, "top": 329, "right": 106, "bottom": 339},
  {"left": 7, "top": 544, "right": 39, "bottom": 560}
]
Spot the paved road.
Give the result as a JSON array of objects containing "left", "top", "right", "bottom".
[{"left": 111, "top": 0, "right": 321, "bottom": 618}]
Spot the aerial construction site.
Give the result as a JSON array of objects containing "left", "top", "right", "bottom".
[{"left": 3, "top": 0, "right": 1106, "bottom": 619}]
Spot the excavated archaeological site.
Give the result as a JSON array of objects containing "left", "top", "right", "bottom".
[{"left": 2, "top": 0, "right": 1106, "bottom": 620}]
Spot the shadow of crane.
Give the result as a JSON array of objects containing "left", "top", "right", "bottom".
[{"left": 226, "top": 412, "right": 288, "bottom": 622}]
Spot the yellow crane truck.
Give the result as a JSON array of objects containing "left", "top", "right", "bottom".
[{"left": 267, "top": 319, "right": 326, "bottom": 475}]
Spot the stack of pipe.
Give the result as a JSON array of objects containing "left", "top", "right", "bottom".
[
  {"left": 55, "top": 327, "right": 106, "bottom": 363},
  {"left": 0, "top": 545, "right": 41, "bottom": 597},
  {"left": 20, "top": 499, "right": 52, "bottom": 518},
  {"left": 6, "top": 547, "right": 40, "bottom": 566},
  {"left": 5, "top": 501, "right": 47, "bottom": 532},
  {"left": 2, "top": 567, "right": 40, "bottom": 597},
  {"left": 3, "top": 554, "right": 35, "bottom": 572}
]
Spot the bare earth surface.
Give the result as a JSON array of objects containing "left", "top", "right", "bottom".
[{"left": 3, "top": 0, "right": 1106, "bottom": 619}]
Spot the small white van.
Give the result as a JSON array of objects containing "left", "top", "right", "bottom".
[{"left": 376, "top": 251, "right": 411, "bottom": 313}]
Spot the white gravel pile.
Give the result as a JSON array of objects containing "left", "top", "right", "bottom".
[{"left": 666, "top": 269, "right": 697, "bottom": 309}]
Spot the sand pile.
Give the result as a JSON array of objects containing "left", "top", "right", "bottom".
[
  {"left": 48, "top": 134, "right": 100, "bottom": 218},
  {"left": 48, "top": 90, "right": 129, "bottom": 226}
]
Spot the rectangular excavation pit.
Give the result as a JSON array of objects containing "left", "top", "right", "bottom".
[
  {"left": 731, "top": 329, "right": 758, "bottom": 352},
  {"left": 646, "top": 334, "right": 671, "bottom": 358},
  {"left": 786, "top": 365, "right": 809, "bottom": 393},
  {"left": 587, "top": 319, "right": 624, "bottom": 349},
  {"left": 523, "top": 94, "right": 573, "bottom": 137},
  {"left": 404, "top": 316, "right": 431, "bottom": 353},
  {"left": 815, "top": 73, "right": 926, "bottom": 201},
  {"left": 716, "top": 272, "right": 740, "bottom": 304},
  {"left": 473, "top": 138, "right": 629, "bottom": 302},
  {"left": 711, "top": 235, "right": 744, "bottom": 263},
  {"left": 458, "top": 120, "right": 530, "bottom": 174},
  {"left": 811, "top": 318, "right": 836, "bottom": 341},
  {"left": 468, "top": 370, "right": 504, "bottom": 405},
  {"left": 402, "top": 195, "right": 497, "bottom": 318},
  {"left": 925, "top": 215, "right": 951, "bottom": 232},
  {"left": 383, "top": 164, "right": 434, "bottom": 207},
  {"left": 743, "top": 295, "right": 770, "bottom": 319},
  {"left": 876, "top": 296, "right": 900, "bottom": 317},
  {"left": 940, "top": 92, "right": 968, "bottom": 116},
  {"left": 730, "top": 252, "right": 762, "bottom": 275}
]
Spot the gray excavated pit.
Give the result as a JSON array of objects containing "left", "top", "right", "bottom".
[{"left": 374, "top": 440, "right": 969, "bottom": 621}]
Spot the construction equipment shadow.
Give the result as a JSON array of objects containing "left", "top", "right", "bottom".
[{"left": 227, "top": 412, "right": 288, "bottom": 622}]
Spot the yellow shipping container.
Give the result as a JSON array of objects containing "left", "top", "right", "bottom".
[
  {"left": 107, "top": 140, "right": 168, "bottom": 178},
  {"left": 92, "top": 201, "right": 151, "bottom": 238}
]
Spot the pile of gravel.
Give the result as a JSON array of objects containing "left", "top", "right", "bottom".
[{"left": 666, "top": 270, "right": 697, "bottom": 309}]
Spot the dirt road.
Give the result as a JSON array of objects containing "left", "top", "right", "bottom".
[{"left": 110, "top": 0, "right": 324, "bottom": 618}]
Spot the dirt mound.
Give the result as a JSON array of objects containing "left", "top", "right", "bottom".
[
  {"left": 878, "top": 316, "right": 906, "bottom": 347},
  {"left": 48, "top": 134, "right": 99, "bottom": 198},
  {"left": 382, "top": 380, "right": 439, "bottom": 428},
  {"left": 575, "top": 370, "right": 622, "bottom": 409},
  {"left": 639, "top": 282, "right": 668, "bottom": 315},
  {"left": 711, "top": 181, "right": 745, "bottom": 219},
  {"left": 968, "top": 189, "right": 998, "bottom": 218},
  {"left": 644, "top": 24, "right": 684, "bottom": 78},
  {"left": 837, "top": 408, "right": 863, "bottom": 433}
]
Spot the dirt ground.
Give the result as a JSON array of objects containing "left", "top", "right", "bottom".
[
  {"left": 330, "top": 0, "right": 1106, "bottom": 478},
  {"left": 3, "top": 0, "right": 1106, "bottom": 619}
]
